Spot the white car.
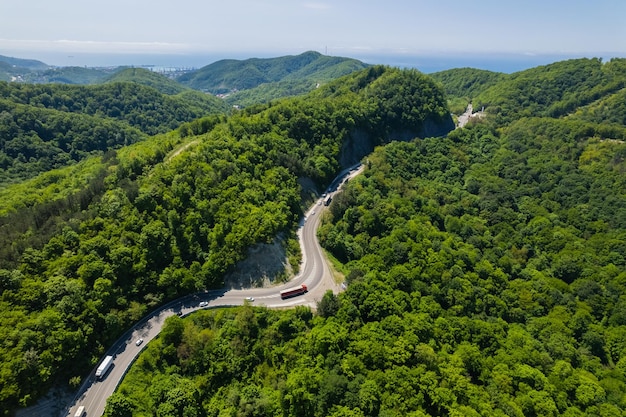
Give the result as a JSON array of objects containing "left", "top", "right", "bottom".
[
  {"left": 199, "top": 301, "right": 208, "bottom": 307},
  {"left": 245, "top": 296, "right": 254, "bottom": 302},
  {"left": 135, "top": 338, "right": 143, "bottom": 346}
]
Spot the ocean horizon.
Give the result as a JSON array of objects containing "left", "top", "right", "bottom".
[{"left": 2, "top": 49, "right": 623, "bottom": 74}]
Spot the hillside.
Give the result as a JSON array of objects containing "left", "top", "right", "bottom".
[
  {"left": 103, "top": 67, "right": 189, "bottom": 95},
  {"left": 5, "top": 55, "right": 626, "bottom": 416},
  {"left": 473, "top": 57, "right": 626, "bottom": 124},
  {"left": 567, "top": 87, "right": 626, "bottom": 127},
  {"left": 176, "top": 50, "right": 369, "bottom": 96},
  {"left": 0, "top": 58, "right": 50, "bottom": 83},
  {"left": 1, "top": 52, "right": 370, "bottom": 108},
  {"left": 0, "top": 55, "right": 48, "bottom": 70},
  {"left": 430, "top": 67, "right": 507, "bottom": 114},
  {"left": 0, "top": 80, "right": 228, "bottom": 185},
  {"left": 0, "top": 66, "right": 452, "bottom": 415},
  {"left": 0, "top": 55, "right": 121, "bottom": 84},
  {"left": 109, "top": 59, "right": 626, "bottom": 417},
  {"left": 25, "top": 66, "right": 115, "bottom": 84}
]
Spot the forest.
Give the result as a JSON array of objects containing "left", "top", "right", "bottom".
[
  {"left": 0, "top": 80, "right": 227, "bottom": 186},
  {"left": 0, "top": 66, "right": 451, "bottom": 415},
  {"left": 1, "top": 55, "right": 626, "bottom": 416},
  {"left": 104, "top": 57, "right": 626, "bottom": 416}
]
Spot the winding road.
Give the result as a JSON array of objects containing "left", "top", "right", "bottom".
[{"left": 64, "top": 164, "right": 361, "bottom": 417}]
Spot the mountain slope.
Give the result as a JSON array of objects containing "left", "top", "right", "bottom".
[
  {"left": 430, "top": 67, "right": 507, "bottom": 114},
  {"left": 0, "top": 80, "right": 229, "bottom": 185},
  {"left": 119, "top": 61, "right": 626, "bottom": 417},
  {"left": 473, "top": 57, "right": 626, "bottom": 124},
  {"left": 111, "top": 63, "right": 626, "bottom": 415},
  {"left": 176, "top": 51, "right": 369, "bottom": 94},
  {"left": 0, "top": 66, "right": 452, "bottom": 414},
  {"left": 103, "top": 67, "right": 189, "bottom": 95},
  {"left": 0, "top": 54, "right": 48, "bottom": 70}
]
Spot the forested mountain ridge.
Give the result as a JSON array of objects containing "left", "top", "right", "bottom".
[
  {"left": 176, "top": 51, "right": 369, "bottom": 93},
  {"left": 0, "top": 80, "right": 229, "bottom": 185},
  {"left": 430, "top": 67, "right": 507, "bottom": 114},
  {"left": 0, "top": 55, "right": 119, "bottom": 84},
  {"left": 431, "top": 58, "right": 626, "bottom": 126},
  {"left": 102, "top": 67, "right": 189, "bottom": 95},
  {"left": 0, "top": 55, "right": 48, "bottom": 70},
  {"left": 176, "top": 51, "right": 370, "bottom": 107},
  {"left": 108, "top": 58, "right": 626, "bottom": 416},
  {"left": 473, "top": 57, "right": 626, "bottom": 124},
  {"left": 0, "top": 65, "right": 452, "bottom": 415},
  {"left": 0, "top": 55, "right": 49, "bottom": 82},
  {"left": 1, "top": 51, "right": 371, "bottom": 111},
  {"left": 0, "top": 81, "right": 228, "bottom": 133}
]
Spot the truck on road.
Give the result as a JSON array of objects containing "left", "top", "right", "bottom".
[
  {"left": 95, "top": 355, "right": 113, "bottom": 379},
  {"left": 280, "top": 284, "right": 308, "bottom": 299}
]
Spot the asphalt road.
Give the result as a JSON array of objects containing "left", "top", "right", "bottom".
[{"left": 65, "top": 164, "right": 361, "bottom": 417}]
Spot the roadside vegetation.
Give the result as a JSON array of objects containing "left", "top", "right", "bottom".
[
  {"left": 3, "top": 55, "right": 626, "bottom": 416},
  {"left": 105, "top": 57, "right": 626, "bottom": 416},
  {"left": 0, "top": 66, "right": 451, "bottom": 415}
]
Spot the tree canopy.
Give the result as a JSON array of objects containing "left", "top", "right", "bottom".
[{"left": 0, "top": 65, "right": 452, "bottom": 415}]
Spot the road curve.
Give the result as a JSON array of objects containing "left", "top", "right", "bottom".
[{"left": 64, "top": 164, "right": 361, "bottom": 417}]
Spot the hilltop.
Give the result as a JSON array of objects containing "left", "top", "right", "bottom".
[
  {"left": 0, "top": 51, "right": 370, "bottom": 108},
  {"left": 176, "top": 51, "right": 369, "bottom": 93}
]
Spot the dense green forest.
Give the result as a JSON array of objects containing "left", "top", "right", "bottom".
[
  {"left": 103, "top": 57, "right": 626, "bottom": 416},
  {"left": 0, "top": 80, "right": 228, "bottom": 185},
  {"left": 107, "top": 121, "right": 626, "bottom": 417},
  {"left": 431, "top": 58, "right": 626, "bottom": 124},
  {"left": 103, "top": 68, "right": 189, "bottom": 95},
  {"left": 176, "top": 51, "right": 369, "bottom": 95},
  {"left": 0, "top": 51, "right": 369, "bottom": 108},
  {"left": 0, "top": 51, "right": 372, "bottom": 186},
  {"left": 3, "top": 54, "right": 626, "bottom": 416},
  {"left": 430, "top": 67, "right": 506, "bottom": 114},
  {"left": 0, "top": 66, "right": 451, "bottom": 415},
  {"left": 474, "top": 58, "right": 626, "bottom": 125}
]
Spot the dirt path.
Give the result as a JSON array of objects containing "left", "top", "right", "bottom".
[{"left": 166, "top": 139, "right": 199, "bottom": 162}]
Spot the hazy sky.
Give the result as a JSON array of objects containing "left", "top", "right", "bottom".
[{"left": 1, "top": 0, "right": 625, "bottom": 67}]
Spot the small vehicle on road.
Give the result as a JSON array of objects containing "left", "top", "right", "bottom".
[
  {"left": 135, "top": 338, "right": 143, "bottom": 346},
  {"left": 199, "top": 301, "right": 209, "bottom": 307},
  {"left": 245, "top": 296, "right": 254, "bottom": 302}
]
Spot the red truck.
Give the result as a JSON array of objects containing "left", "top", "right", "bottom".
[{"left": 280, "top": 284, "right": 308, "bottom": 299}]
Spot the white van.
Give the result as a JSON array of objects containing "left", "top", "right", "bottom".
[{"left": 74, "top": 405, "right": 85, "bottom": 417}]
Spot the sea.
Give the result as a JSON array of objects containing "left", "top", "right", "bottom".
[{"left": 3, "top": 50, "right": 622, "bottom": 74}]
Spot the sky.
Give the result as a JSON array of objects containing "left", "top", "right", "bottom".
[{"left": 1, "top": 0, "right": 625, "bottom": 71}]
